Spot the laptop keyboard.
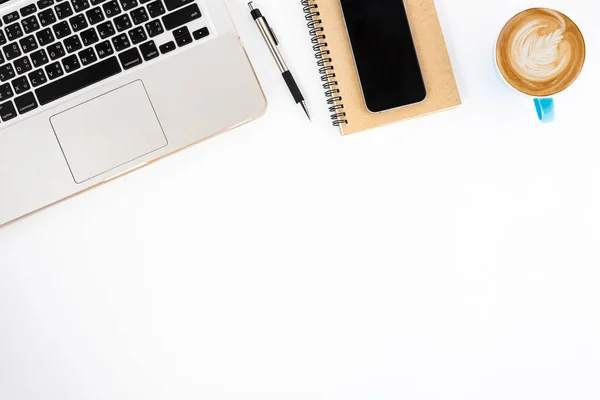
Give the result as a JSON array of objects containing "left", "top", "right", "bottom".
[{"left": 0, "top": 0, "right": 209, "bottom": 123}]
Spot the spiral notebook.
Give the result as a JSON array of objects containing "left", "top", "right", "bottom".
[{"left": 302, "top": 0, "right": 461, "bottom": 135}]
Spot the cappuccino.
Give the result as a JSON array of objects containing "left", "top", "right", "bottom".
[{"left": 496, "top": 8, "right": 586, "bottom": 97}]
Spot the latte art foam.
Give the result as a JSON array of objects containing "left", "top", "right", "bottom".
[
  {"left": 496, "top": 8, "right": 585, "bottom": 97},
  {"left": 513, "top": 17, "right": 567, "bottom": 81}
]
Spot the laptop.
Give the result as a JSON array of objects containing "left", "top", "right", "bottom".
[{"left": 0, "top": 0, "right": 266, "bottom": 227}]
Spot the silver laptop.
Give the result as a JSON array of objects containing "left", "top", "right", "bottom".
[{"left": 0, "top": 0, "right": 266, "bottom": 226}]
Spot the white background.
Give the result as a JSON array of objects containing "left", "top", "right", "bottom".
[{"left": 1, "top": 0, "right": 600, "bottom": 398}]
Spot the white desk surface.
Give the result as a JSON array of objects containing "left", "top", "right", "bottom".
[{"left": 1, "top": 0, "right": 599, "bottom": 399}]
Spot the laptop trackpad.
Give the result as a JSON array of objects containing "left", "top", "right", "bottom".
[{"left": 51, "top": 80, "right": 167, "bottom": 184}]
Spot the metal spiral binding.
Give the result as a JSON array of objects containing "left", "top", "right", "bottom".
[{"left": 301, "top": 0, "right": 347, "bottom": 126}]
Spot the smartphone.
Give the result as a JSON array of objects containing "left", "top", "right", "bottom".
[{"left": 339, "top": 0, "right": 427, "bottom": 113}]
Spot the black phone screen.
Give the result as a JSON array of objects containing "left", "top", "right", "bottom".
[{"left": 339, "top": 0, "right": 427, "bottom": 113}]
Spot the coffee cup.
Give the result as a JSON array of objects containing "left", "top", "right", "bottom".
[{"left": 495, "top": 8, "right": 586, "bottom": 122}]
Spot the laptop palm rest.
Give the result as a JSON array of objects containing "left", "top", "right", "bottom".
[{"left": 50, "top": 80, "right": 168, "bottom": 184}]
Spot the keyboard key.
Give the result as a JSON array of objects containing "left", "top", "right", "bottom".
[
  {"left": 45, "top": 61, "right": 63, "bottom": 79},
  {"left": 111, "top": 33, "right": 129, "bottom": 51},
  {"left": 130, "top": 7, "right": 148, "bottom": 25},
  {"left": 11, "top": 76, "right": 30, "bottom": 94},
  {"left": 192, "top": 26, "right": 208, "bottom": 40},
  {"left": 37, "top": 0, "right": 55, "bottom": 9},
  {"left": 61, "top": 54, "right": 79, "bottom": 72},
  {"left": 38, "top": 9, "right": 57, "bottom": 26},
  {"left": 47, "top": 42, "right": 65, "bottom": 59},
  {"left": 120, "top": 0, "right": 137, "bottom": 11},
  {"left": 19, "top": 35, "right": 38, "bottom": 52},
  {"left": 35, "top": 56, "right": 121, "bottom": 105},
  {"left": 0, "top": 82, "right": 13, "bottom": 101},
  {"left": 64, "top": 35, "right": 81, "bottom": 52},
  {"left": 113, "top": 14, "right": 131, "bottom": 31},
  {"left": 127, "top": 26, "right": 145, "bottom": 44},
  {"left": 94, "top": 39, "right": 113, "bottom": 57},
  {"left": 20, "top": 5, "right": 38, "bottom": 17},
  {"left": 86, "top": 7, "right": 104, "bottom": 25},
  {"left": 102, "top": 0, "right": 121, "bottom": 17},
  {"left": 97, "top": 20, "right": 114, "bottom": 38},
  {"left": 144, "top": 19, "right": 162, "bottom": 37},
  {"left": 139, "top": 0, "right": 151, "bottom": 4},
  {"left": 28, "top": 68, "right": 47, "bottom": 86},
  {"left": 3, "top": 12, "right": 20, "bottom": 25},
  {"left": 13, "top": 56, "right": 32, "bottom": 74},
  {"left": 36, "top": 27, "right": 54, "bottom": 45},
  {"left": 5, "top": 22, "right": 24, "bottom": 40},
  {"left": 0, "top": 50, "right": 4, "bottom": 64},
  {"left": 117, "top": 46, "right": 140, "bottom": 69},
  {"left": 175, "top": 32, "right": 191, "bottom": 47},
  {"left": 0, "top": 64, "right": 15, "bottom": 81},
  {"left": 80, "top": 27, "right": 98, "bottom": 45},
  {"left": 30, "top": 48, "right": 48, "bottom": 67},
  {"left": 78, "top": 47, "right": 96, "bottom": 64},
  {"left": 14, "top": 92, "right": 37, "bottom": 114},
  {"left": 139, "top": 39, "right": 157, "bottom": 61},
  {"left": 0, "top": 100, "right": 17, "bottom": 121},
  {"left": 158, "top": 40, "right": 174, "bottom": 54},
  {"left": 172, "top": 25, "right": 187, "bottom": 38},
  {"left": 3, "top": 43, "right": 21, "bottom": 61},
  {"left": 163, "top": 0, "right": 191, "bottom": 12},
  {"left": 55, "top": 1, "right": 74, "bottom": 19},
  {"left": 0, "top": 31, "right": 6, "bottom": 46},
  {"left": 52, "top": 21, "right": 70, "bottom": 38},
  {"left": 69, "top": 14, "right": 88, "bottom": 31},
  {"left": 21, "top": 16, "right": 40, "bottom": 34},
  {"left": 147, "top": 0, "right": 165, "bottom": 18},
  {"left": 71, "top": 0, "right": 90, "bottom": 13},
  {"left": 162, "top": 3, "right": 199, "bottom": 30}
]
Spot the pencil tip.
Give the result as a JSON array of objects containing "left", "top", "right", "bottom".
[{"left": 300, "top": 101, "right": 311, "bottom": 121}]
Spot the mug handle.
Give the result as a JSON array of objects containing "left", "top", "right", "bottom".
[{"left": 534, "top": 98, "right": 555, "bottom": 123}]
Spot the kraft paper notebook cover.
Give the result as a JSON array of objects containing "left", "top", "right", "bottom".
[{"left": 302, "top": 0, "right": 462, "bottom": 135}]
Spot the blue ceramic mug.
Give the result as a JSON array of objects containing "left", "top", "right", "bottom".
[{"left": 495, "top": 8, "right": 586, "bottom": 123}]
